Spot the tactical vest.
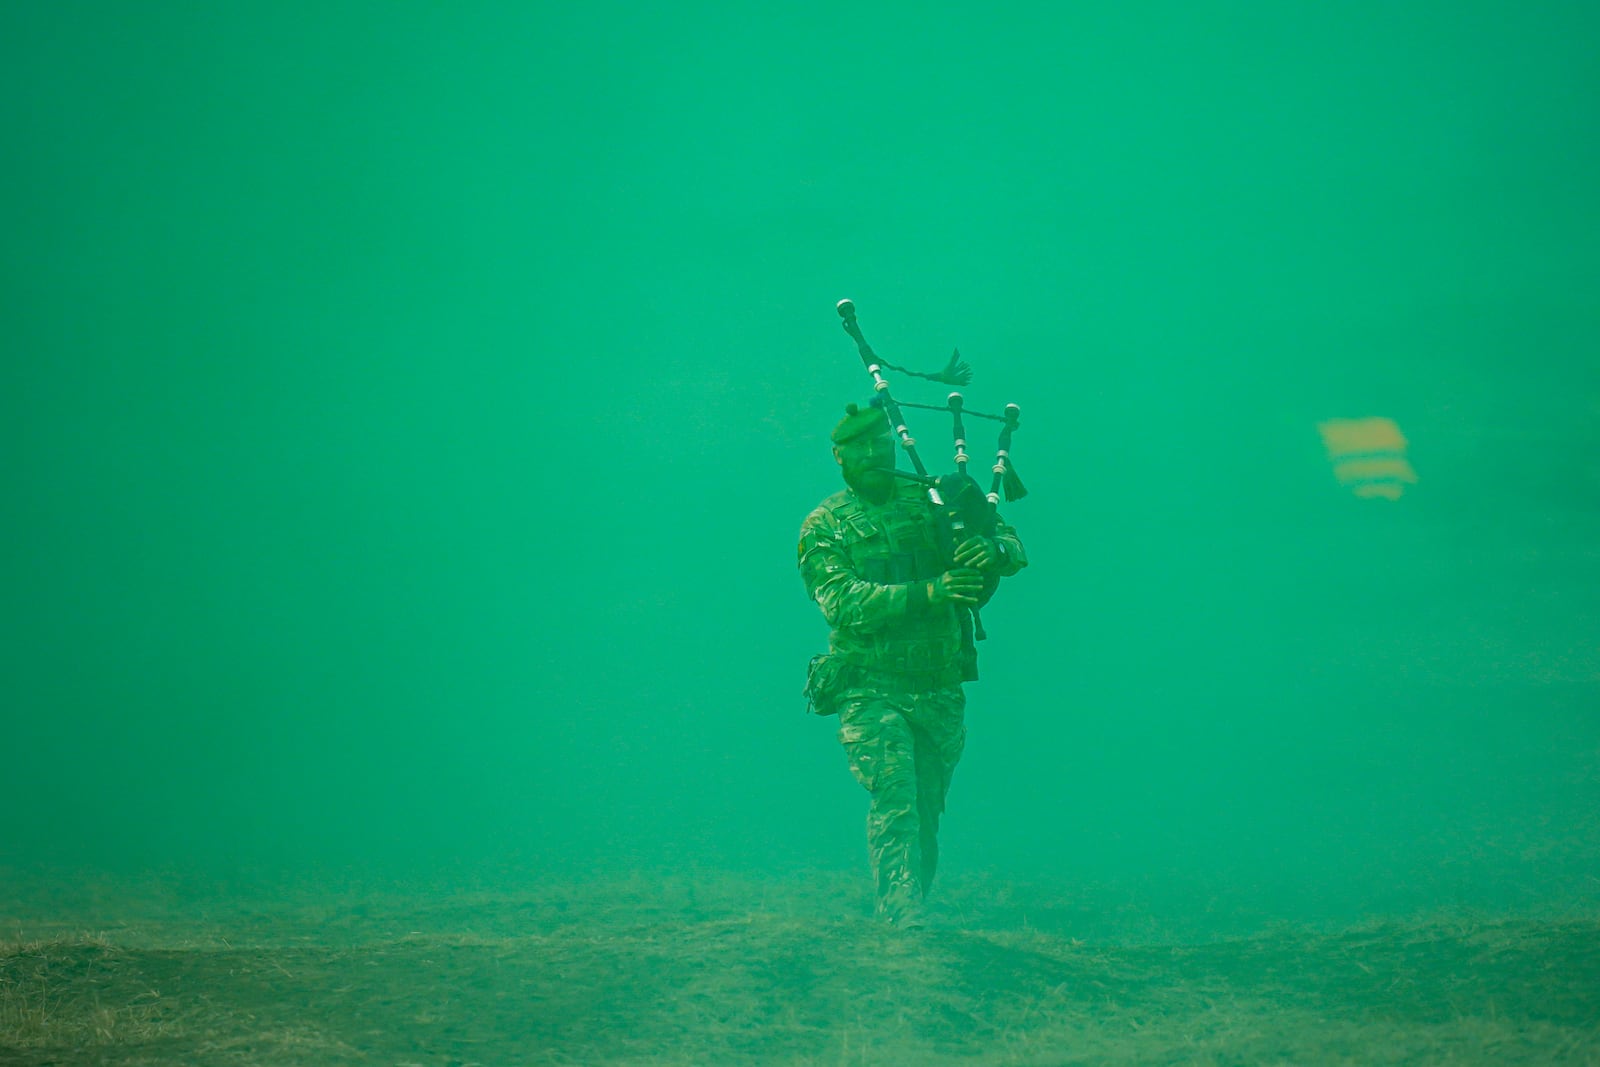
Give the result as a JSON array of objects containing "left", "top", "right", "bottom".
[{"left": 825, "top": 484, "right": 962, "bottom": 681}]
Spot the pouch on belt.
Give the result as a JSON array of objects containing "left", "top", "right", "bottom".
[{"left": 803, "top": 654, "right": 855, "bottom": 716}]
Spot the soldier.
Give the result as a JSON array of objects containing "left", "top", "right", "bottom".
[{"left": 799, "top": 401, "right": 1027, "bottom": 928}]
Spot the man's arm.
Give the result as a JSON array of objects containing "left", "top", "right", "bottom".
[
  {"left": 950, "top": 513, "right": 1028, "bottom": 577},
  {"left": 799, "top": 507, "right": 941, "bottom": 631},
  {"left": 991, "top": 514, "right": 1027, "bottom": 577}
]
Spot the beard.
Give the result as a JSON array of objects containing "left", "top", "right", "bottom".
[{"left": 844, "top": 461, "right": 896, "bottom": 498}]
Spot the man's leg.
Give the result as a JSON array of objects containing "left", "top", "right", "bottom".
[
  {"left": 907, "top": 686, "right": 967, "bottom": 900},
  {"left": 837, "top": 689, "right": 923, "bottom": 925},
  {"left": 913, "top": 727, "right": 945, "bottom": 894}
]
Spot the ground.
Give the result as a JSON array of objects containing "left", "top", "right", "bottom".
[{"left": 2, "top": 871, "right": 1598, "bottom": 1066}]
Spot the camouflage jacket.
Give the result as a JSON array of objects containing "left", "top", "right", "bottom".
[{"left": 798, "top": 479, "right": 1027, "bottom": 678}]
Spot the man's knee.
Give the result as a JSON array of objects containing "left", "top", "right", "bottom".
[{"left": 839, "top": 699, "right": 915, "bottom": 796}]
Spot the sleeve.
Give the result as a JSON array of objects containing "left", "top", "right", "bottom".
[
  {"left": 991, "top": 513, "right": 1028, "bottom": 577},
  {"left": 797, "top": 507, "right": 921, "bottom": 632}
]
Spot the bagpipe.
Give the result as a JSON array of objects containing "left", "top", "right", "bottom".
[{"left": 834, "top": 299, "right": 1027, "bottom": 660}]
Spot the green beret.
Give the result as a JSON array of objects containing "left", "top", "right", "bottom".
[{"left": 830, "top": 402, "right": 891, "bottom": 445}]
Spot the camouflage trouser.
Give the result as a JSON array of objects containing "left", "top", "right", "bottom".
[{"left": 836, "top": 682, "right": 966, "bottom": 924}]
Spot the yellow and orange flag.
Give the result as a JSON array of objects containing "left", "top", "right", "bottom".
[{"left": 1317, "top": 417, "right": 1418, "bottom": 500}]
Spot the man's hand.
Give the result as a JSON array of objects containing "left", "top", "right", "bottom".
[
  {"left": 929, "top": 568, "right": 985, "bottom": 606},
  {"left": 953, "top": 536, "right": 1000, "bottom": 572}
]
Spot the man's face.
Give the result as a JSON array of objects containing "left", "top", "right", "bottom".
[{"left": 835, "top": 429, "right": 896, "bottom": 490}]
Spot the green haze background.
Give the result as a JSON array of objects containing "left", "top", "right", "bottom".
[{"left": 6, "top": 1, "right": 1598, "bottom": 924}]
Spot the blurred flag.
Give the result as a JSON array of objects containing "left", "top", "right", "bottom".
[{"left": 1317, "top": 417, "right": 1418, "bottom": 500}]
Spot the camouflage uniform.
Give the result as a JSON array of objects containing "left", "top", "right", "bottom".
[{"left": 799, "top": 468, "right": 1026, "bottom": 925}]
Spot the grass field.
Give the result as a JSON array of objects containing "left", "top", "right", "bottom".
[{"left": 3, "top": 870, "right": 1598, "bottom": 1066}]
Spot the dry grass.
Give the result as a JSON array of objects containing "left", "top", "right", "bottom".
[{"left": 1, "top": 871, "right": 1598, "bottom": 1065}]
